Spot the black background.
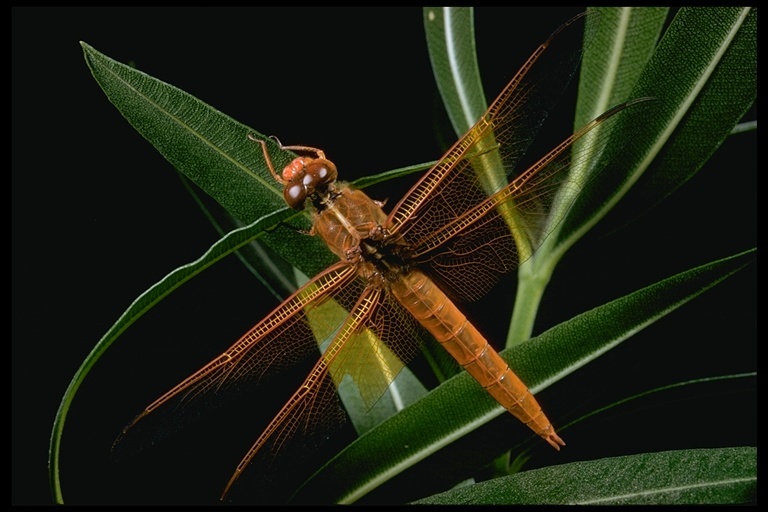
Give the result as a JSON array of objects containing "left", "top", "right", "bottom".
[{"left": 13, "top": 7, "right": 755, "bottom": 505}]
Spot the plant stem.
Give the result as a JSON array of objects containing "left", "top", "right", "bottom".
[{"left": 505, "top": 258, "right": 552, "bottom": 348}]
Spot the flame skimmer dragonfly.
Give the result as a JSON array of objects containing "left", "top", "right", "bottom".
[{"left": 114, "top": 12, "right": 645, "bottom": 502}]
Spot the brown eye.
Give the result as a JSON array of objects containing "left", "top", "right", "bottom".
[
  {"left": 304, "top": 160, "right": 338, "bottom": 189},
  {"left": 283, "top": 183, "right": 307, "bottom": 210},
  {"left": 302, "top": 171, "right": 319, "bottom": 190},
  {"left": 315, "top": 161, "right": 338, "bottom": 185}
]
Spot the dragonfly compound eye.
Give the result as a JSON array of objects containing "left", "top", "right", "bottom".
[
  {"left": 303, "top": 160, "right": 338, "bottom": 190},
  {"left": 283, "top": 182, "right": 307, "bottom": 210}
]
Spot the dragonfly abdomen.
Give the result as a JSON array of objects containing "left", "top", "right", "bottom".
[{"left": 390, "top": 269, "right": 565, "bottom": 450}]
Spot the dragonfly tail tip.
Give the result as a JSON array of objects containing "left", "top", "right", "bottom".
[{"left": 546, "top": 432, "right": 566, "bottom": 451}]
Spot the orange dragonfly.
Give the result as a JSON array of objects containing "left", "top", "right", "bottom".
[{"left": 113, "top": 12, "right": 643, "bottom": 502}]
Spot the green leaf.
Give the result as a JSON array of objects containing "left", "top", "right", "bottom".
[
  {"left": 49, "top": 207, "right": 295, "bottom": 504},
  {"left": 559, "top": 372, "right": 756, "bottom": 434},
  {"left": 624, "top": 6, "right": 757, "bottom": 212},
  {"left": 423, "top": 7, "right": 487, "bottom": 137},
  {"left": 56, "top": 10, "right": 755, "bottom": 505},
  {"left": 79, "top": 41, "right": 334, "bottom": 280},
  {"left": 563, "top": 7, "right": 757, "bottom": 244},
  {"left": 508, "top": 7, "right": 756, "bottom": 346},
  {"left": 412, "top": 447, "right": 756, "bottom": 504},
  {"left": 293, "top": 249, "right": 755, "bottom": 503},
  {"left": 575, "top": 7, "right": 669, "bottom": 128},
  {"left": 52, "top": 43, "right": 446, "bottom": 504},
  {"left": 48, "top": 165, "right": 433, "bottom": 503}
]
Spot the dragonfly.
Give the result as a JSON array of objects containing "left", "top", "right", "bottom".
[{"left": 113, "top": 12, "right": 645, "bottom": 502}]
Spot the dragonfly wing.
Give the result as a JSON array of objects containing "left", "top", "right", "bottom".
[
  {"left": 223, "top": 276, "right": 449, "bottom": 500},
  {"left": 332, "top": 285, "right": 434, "bottom": 410},
  {"left": 220, "top": 284, "right": 389, "bottom": 501},
  {"left": 412, "top": 99, "right": 648, "bottom": 302},
  {"left": 387, "top": 12, "right": 595, "bottom": 239},
  {"left": 111, "top": 261, "right": 359, "bottom": 460},
  {"left": 222, "top": 366, "right": 347, "bottom": 503},
  {"left": 385, "top": 11, "right": 646, "bottom": 303}
]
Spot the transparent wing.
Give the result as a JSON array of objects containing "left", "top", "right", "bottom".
[
  {"left": 384, "top": 12, "right": 640, "bottom": 302},
  {"left": 221, "top": 273, "right": 442, "bottom": 500},
  {"left": 412, "top": 100, "right": 645, "bottom": 302},
  {"left": 111, "top": 262, "right": 359, "bottom": 461},
  {"left": 387, "top": 12, "right": 595, "bottom": 241},
  {"left": 219, "top": 285, "right": 386, "bottom": 500}
]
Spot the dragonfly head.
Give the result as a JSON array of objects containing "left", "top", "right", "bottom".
[{"left": 281, "top": 156, "right": 338, "bottom": 210}]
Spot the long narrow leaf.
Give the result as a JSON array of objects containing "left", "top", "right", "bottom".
[
  {"left": 54, "top": 42, "right": 452, "bottom": 505},
  {"left": 423, "top": 7, "right": 487, "bottom": 137},
  {"left": 62, "top": 10, "right": 755, "bottom": 505},
  {"left": 622, "top": 6, "right": 757, "bottom": 212},
  {"left": 413, "top": 446, "right": 756, "bottom": 504},
  {"left": 79, "top": 42, "right": 334, "bottom": 280},
  {"left": 575, "top": 7, "right": 668, "bottom": 128},
  {"left": 294, "top": 249, "right": 755, "bottom": 503},
  {"left": 560, "top": 7, "right": 757, "bottom": 246},
  {"left": 49, "top": 207, "right": 295, "bottom": 503}
]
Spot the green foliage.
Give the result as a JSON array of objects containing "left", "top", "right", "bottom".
[
  {"left": 294, "top": 251, "right": 755, "bottom": 504},
  {"left": 414, "top": 447, "right": 756, "bottom": 505},
  {"left": 50, "top": 7, "right": 755, "bottom": 505}
]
